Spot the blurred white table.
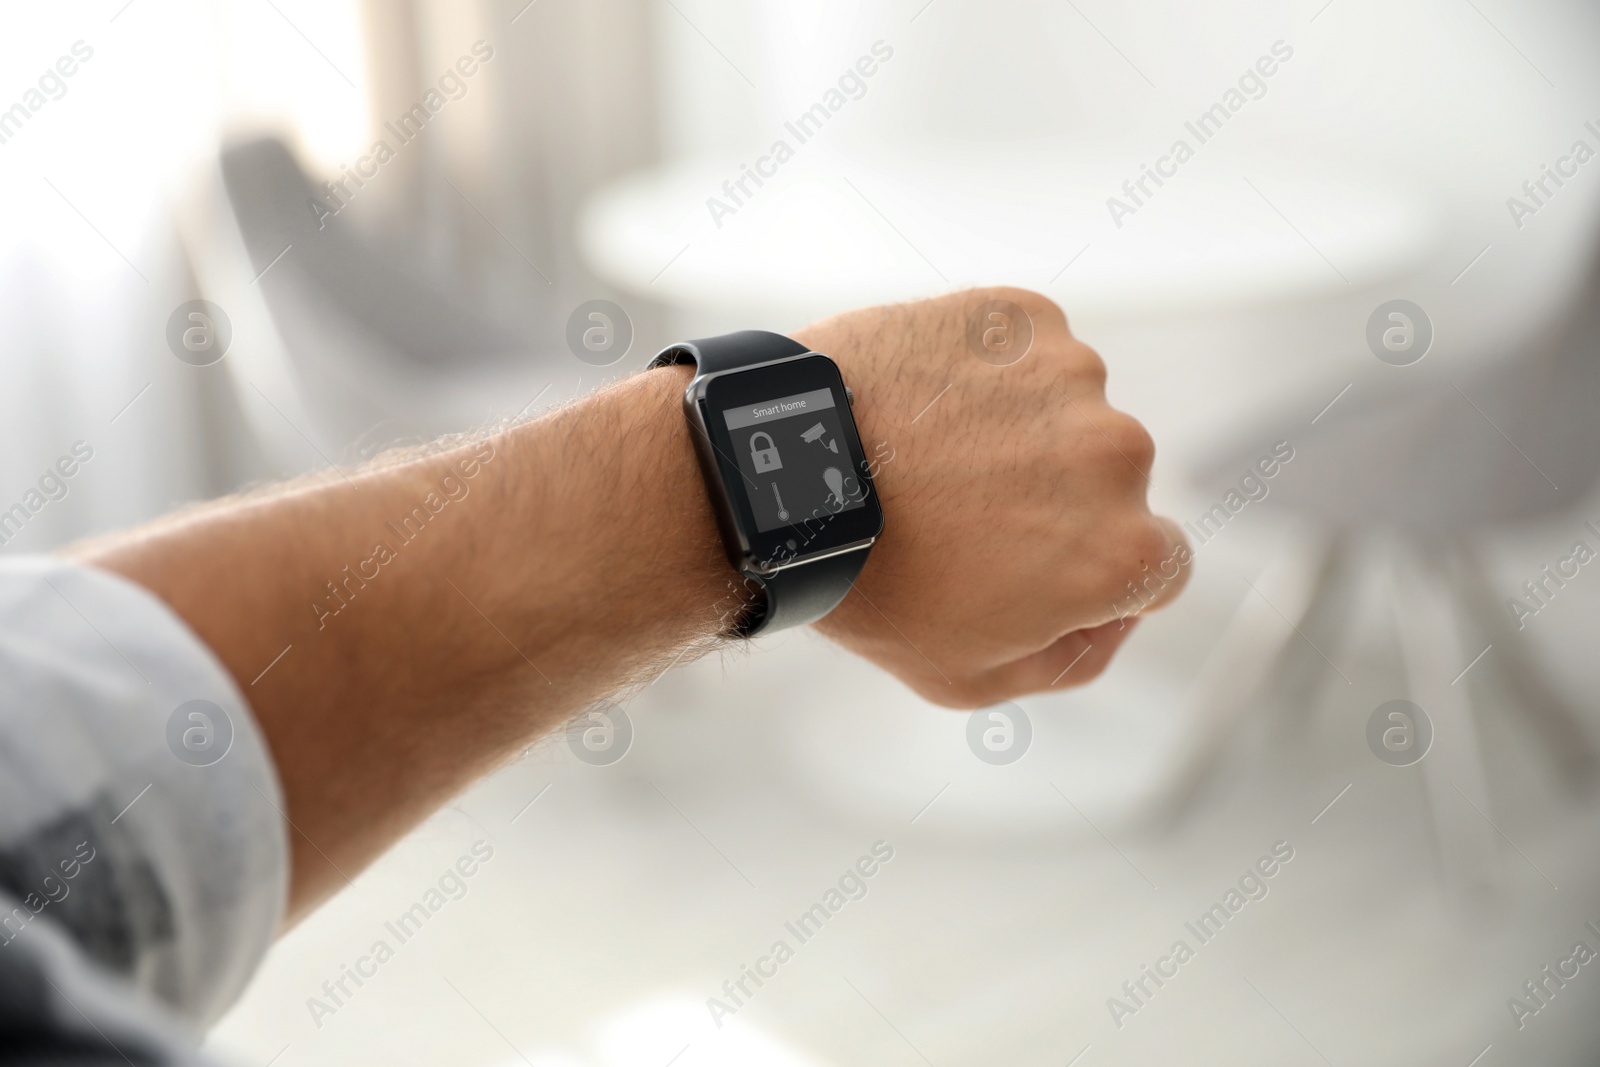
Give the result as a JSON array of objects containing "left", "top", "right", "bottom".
[
  {"left": 578, "top": 143, "right": 1439, "bottom": 458},
  {"left": 580, "top": 145, "right": 1433, "bottom": 315}
]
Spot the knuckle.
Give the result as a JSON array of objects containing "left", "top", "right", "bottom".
[
  {"left": 1104, "top": 412, "right": 1155, "bottom": 471},
  {"left": 1134, "top": 522, "right": 1176, "bottom": 571},
  {"left": 1094, "top": 521, "right": 1170, "bottom": 603},
  {"left": 1121, "top": 525, "right": 1184, "bottom": 594},
  {"left": 987, "top": 285, "right": 1062, "bottom": 318},
  {"left": 1072, "top": 344, "right": 1109, "bottom": 390},
  {"left": 972, "top": 286, "right": 1069, "bottom": 337},
  {"left": 1112, "top": 519, "right": 1161, "bottom": 569}
]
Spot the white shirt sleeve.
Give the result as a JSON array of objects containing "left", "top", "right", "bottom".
[{"left": 0, "top": 555, "right": 288, "bottom": 1050}]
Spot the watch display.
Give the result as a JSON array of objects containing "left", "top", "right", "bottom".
[
  {"left": 694, "top": 352, "right": 882, "bottom": 576},
  {"left": 722, "top": 387, "right": 868, "bottom": 533}
]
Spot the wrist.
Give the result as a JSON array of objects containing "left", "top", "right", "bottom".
[{"left": 500, "top": 366, "right": 743, "bottom": 677}]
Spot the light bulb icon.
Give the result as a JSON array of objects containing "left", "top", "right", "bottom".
[{"left": 823, "top": 467, "right": 844, "bottom": 509}]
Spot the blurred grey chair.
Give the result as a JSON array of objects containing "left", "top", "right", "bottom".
[
  {"left": 1147, "top": 249, "right": 1600, "bottom": 895},
  {"left": 173, "top": 136, "right": 548, "bottom": 471},
  {"left": 218, "top": 137, "right": 527, "bottom": 368}
]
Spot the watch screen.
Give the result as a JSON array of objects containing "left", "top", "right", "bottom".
[{"left": 723, "top": 386, "right": 868, "bottom": 533}]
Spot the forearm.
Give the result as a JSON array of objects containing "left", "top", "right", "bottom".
[{"left": 75, "top": 366, "right": 728, "bottom": 920}]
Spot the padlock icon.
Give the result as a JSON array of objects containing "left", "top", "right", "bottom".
[{"left": 749, "top": 431, "right": 783, "bottom": 473}]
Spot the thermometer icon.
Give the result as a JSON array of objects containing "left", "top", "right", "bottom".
[{"left": 772, "top": 483, "right": 789, "bottom": 521}]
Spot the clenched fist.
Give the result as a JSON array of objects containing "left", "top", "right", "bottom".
[{"left": 797, "top": 287, "right": 1190, "bottom": 707}]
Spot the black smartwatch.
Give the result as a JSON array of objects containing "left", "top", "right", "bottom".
[{"left": 651, "top": 330, "right": 884, "bottom": 637}]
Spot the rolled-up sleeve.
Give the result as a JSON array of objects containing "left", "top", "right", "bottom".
[{"left": 0, "top": 556, "right": 288, "bottom": 1061}]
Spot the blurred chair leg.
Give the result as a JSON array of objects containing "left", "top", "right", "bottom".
[
  {"left": 1390, "top": 544, "right": 1499, "bottom": 906},
  {"left": 1138, "top": 530, "right": 1337, "bottom": 826},
  {"left": 1263, "top": 536, "right": 1362, "bottom": 743},
  {"left": 1452, "top": 545, "right": 1599, "bottom": 794}
]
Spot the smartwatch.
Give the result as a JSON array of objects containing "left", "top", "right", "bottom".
[{"left": 651, "top": 330, "right": 884, "bottom": 637}]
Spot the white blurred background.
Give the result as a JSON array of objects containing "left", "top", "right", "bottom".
[{"left": 6, "top": 0, "right": 1600, "bottom": 1063}]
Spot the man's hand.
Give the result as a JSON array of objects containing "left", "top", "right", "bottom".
[{"left": 798, "top": 288, "right": 1189, "bottom": 707}]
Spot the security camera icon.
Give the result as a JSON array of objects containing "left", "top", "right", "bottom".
[{"left": 800, "top": 422, "right": 838, "bottom": 454}]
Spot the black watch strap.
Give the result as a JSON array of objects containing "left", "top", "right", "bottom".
[
  {"left": 739, "top": 548, "right": 869, "bottom": 635},
  {"left": 650, "top": 330, "right": 870, "bottom": 638},
  {"left": 648, "top": 329, "right": 809, "bottom": 373}
]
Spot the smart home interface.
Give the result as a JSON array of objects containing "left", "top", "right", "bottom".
[{"left": 723, "top": 387, "right": 865, "bottom": 533}]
